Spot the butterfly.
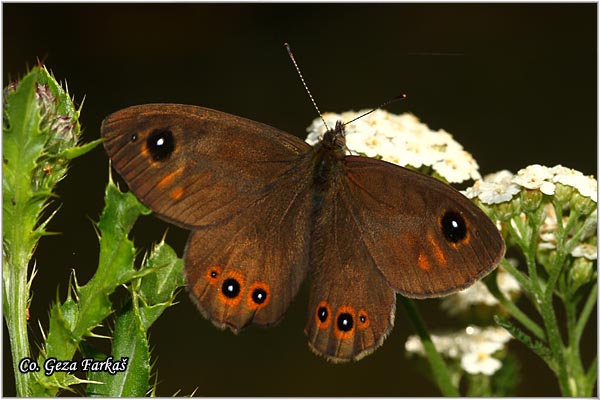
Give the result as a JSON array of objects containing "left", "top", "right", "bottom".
[{"left": 101, "top": 103, "right": 504, "bottom": 362}]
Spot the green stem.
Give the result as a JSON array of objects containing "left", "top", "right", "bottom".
[
  {"left": 3, "top": 213, "right": 33, "bottom": 396},
  {"left": 574, "top": 283, "right": 597, "bottom": 345},
  {"left": 499, "top": 258, "right": 534, "bottom": 297},
  {"left": 539, "top": 221, "right": 571, "bottom": 395},
  {"left": 400, "top": 297, "right": 459, "bottom": 396},
  {"left": 483, "top": 274, "right": 546, "bottom": 341},
  {"left": 538, "top": 288, "right": 571, "bottom": 395},
  {"left": 564, "top": 294, "right": 585, "bottom": 395},
  {"left": 565, "top": 282, "right": 598, "bottom": 396},
  {"left": 584, "top": 355, "right": 597, "bottom": 395},
  {"left": 524, "top": 208, "right": 546, "bottom": 295},
  {"left": 564, "top": 213, "right": 594, "bottom": 255}
]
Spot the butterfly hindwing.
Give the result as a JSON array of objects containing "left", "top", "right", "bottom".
[
  {"left": 305, "top": 178, "right": 396, "bottom": 362},
  {"left": 184, "top": 153, "right": 315, "bottom": 331}
]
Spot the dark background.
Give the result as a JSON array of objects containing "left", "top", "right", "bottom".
[{"left": 3, "top": 3, "right": 597, "bottom": 396}]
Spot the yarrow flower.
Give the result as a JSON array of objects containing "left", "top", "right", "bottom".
[
  {"left": 464, "top": 164, "right": 597, "bottom": 205},
  {"left": 405, "top": 326, "right": 512, "bottom": 376},
  {"left": 513, "top": 164, "right": 556, "bottom": 195},
  {"left": 571, "top": 243, "right": 597, "bottom": 261},
  {"left": 305, "top": 110, "right": 481, "bottom": 183},
  {"left": 463, "top": 170, "right": 520, "bottom": 205}
]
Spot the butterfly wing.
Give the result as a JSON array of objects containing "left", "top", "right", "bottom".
[
  {"left": 101, "top": 104, "right": 310, "bottom": 229},
  {"left": 342, "top": 156, "right": 505, "bottom": 298},
  {"left": 185, "top": 157, "right": 313, "bottom": 330},
  {"left": 102, "top": 104, "right": 314, "bottom": 329},
  {"left": 305, "top": 178, "right": 396, "bottom": 362}
]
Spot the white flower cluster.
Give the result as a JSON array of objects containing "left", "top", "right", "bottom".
[
  {"left": 465, "top": 165, "right": 598, "bottom": 205},
  {"left": 440, "top": 266, "right": 521, "bottom": 316},
  {"left": 405, "top": 326, "right": 512, "bottom": 376},
  {"left": 305, "top": 110, "right": 481, "bottom": 183}
]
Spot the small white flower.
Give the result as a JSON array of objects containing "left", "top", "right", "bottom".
[
  {"left": 461, "top": 350, "right": 503, "bottom": 375},
  {"left": 571, "top": 243, "right": 597, "bottom": 260},
  {"left": 461, "top": 326, "right": 511, "bottom": 375},
  {"left": 552, "top": 165, "right": 598, "bottom": 202},
  {"left": 484, "top": 170, "right": 515, "bottom": 184},
  {"left": 457, "top": 164, "right": 597, "bottom": 205},
  {"left": 432, "top": 152, "right": 481, "bottom": 183},
  {"left": 463, "top": 170, "right": 521, "bottom": 205},
  {"left": 513, "top": 164, "right": 556, "bottom": 195},
  {"left": 405, "top": 326, "right": 511, "bottom": 376},
  {"left": 305, "top": 110, "right": 481, "bottom": 183}
]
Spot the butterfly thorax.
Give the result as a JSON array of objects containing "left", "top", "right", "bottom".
[{"left": 311, "top": 121, "right": 346, "bottom": 187}]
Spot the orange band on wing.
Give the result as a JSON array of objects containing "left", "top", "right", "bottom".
[
  {"left": 157, "top": 167, "right": 184, "bottom": 189},
  {"left": 170, "top": 187, "right": 185, "bottom": 201},
  {"left": 427, "top": 232, "right": 447, "bottom": 266},
  {"left": 417, "top": 252, "right": 431, "bottom": 271}
]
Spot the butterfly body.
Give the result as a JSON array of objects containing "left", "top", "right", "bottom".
[{"left": 101, "top": 104, "right": 504, "bottom": 362}]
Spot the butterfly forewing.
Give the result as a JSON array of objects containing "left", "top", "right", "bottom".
[{"left": 101, "top": 104, "right": 310, "bottom": 229}]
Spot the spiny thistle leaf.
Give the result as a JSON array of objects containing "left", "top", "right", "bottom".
[
  {"left": 86, "top": 239, "right": 184, "bottom": 396},
  {"left": 31, "top": 179, "right": 149, "bottom": 396}
]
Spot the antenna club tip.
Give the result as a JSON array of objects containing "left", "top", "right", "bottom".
[{"left": 401, "top": 93, "right": 407, "bottom": 99}]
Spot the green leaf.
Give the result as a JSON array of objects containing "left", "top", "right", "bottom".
[
  {"left": 32, "top": 180, "right": 149, "bottom": 395},
  {"left": 137, "top": 241, "right": 185, "bottom": 329},
  {"left": 494, "top": 315, "right": 554, "bottom": 371},
  {"left": 71, "top": 180, "right": 150, "bottom": 338},
  {"left": 61, "top": 137, "right": 102, "bottom": 160},
  {"left": 86, "top": 234, "right": 184, "bottom": 396},
  {"left": 87, "top": 302, "right": 149, "bottom": 397}
]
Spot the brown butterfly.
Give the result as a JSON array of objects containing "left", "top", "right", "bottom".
[{"left": 101, "top": 104, "right": 504, "bottom": 362}]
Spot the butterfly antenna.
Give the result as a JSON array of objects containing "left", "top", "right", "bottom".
[
  {"left": 343, "top": 93, "right": 408, "bottom": 126},
  {"left": 284, "top": 43, "right": 329, "bottom": 131}
]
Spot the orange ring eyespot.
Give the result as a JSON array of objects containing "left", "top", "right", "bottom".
[
  {"left": 334, "top": 306, "right": 356, "bottom": 340},
  {"left": 315, "top": 301, "right": 332, "bottom": 330},
  {"left": 247, "top": 282, "right": 270, "bottom": 309},
  {"left": 357, "top": 310, "right": 370, "bottom": 329},
  {"left": 218, "top": 270, "right": 245, "bottom": 306},
  {"left": 206, "top": 266, "right": 222, "bottom": 287}
]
